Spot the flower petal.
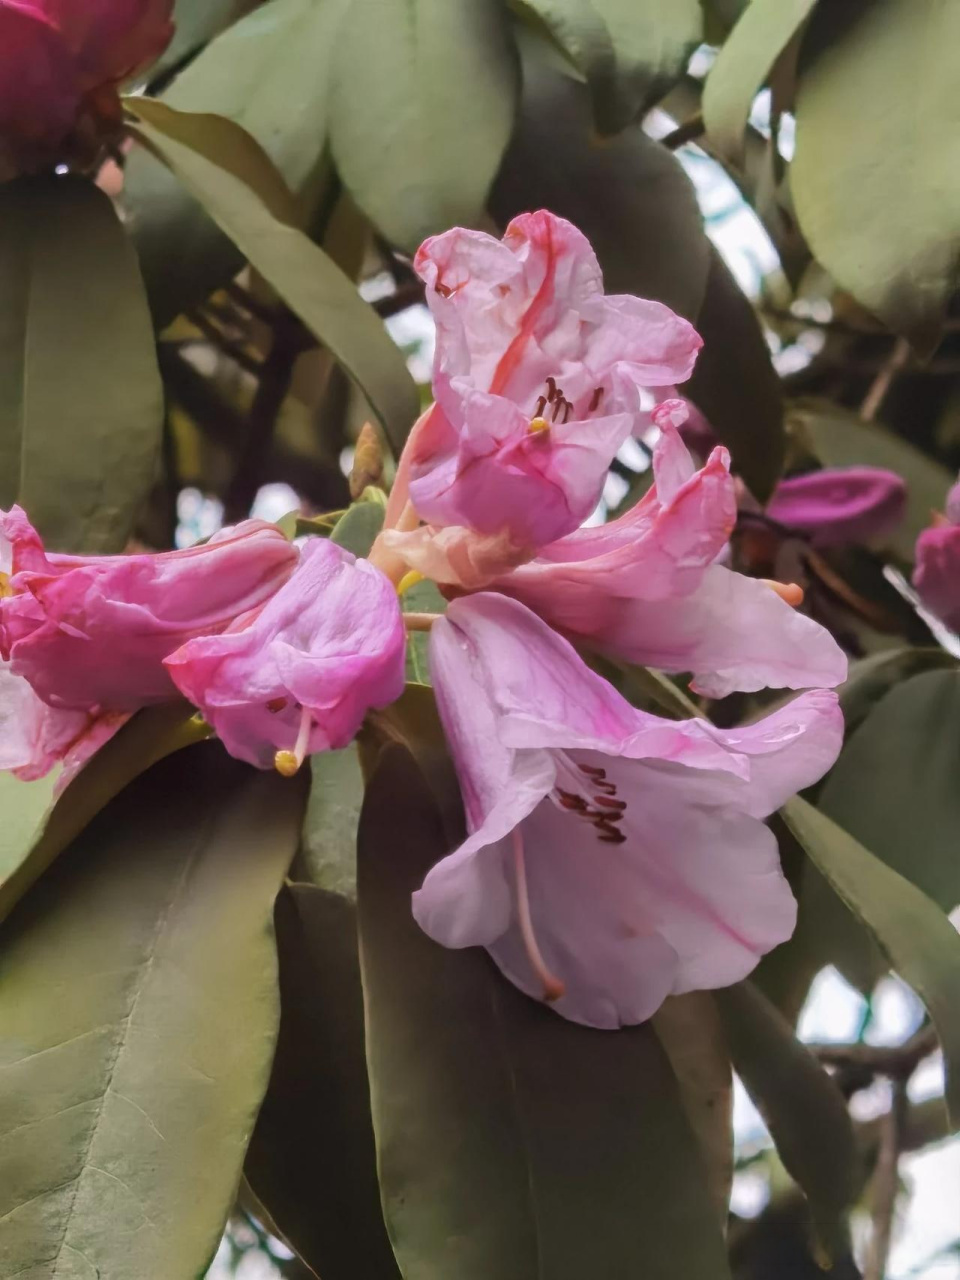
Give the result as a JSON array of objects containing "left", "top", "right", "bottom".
[
  {"left": 766, "top": 467, "right": 907, "bottom": 548},
  {"left": 913, "top": 524, "right": 960, "bottom": 633}
]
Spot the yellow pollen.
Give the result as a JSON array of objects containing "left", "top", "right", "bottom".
[
  {"left": 528, "top": 416, "right": 550, "bottom": 435},
  {"left": 0, "top": 572, "right": 12, "bottom": 599},
  {"left": 396, "top": 569, "right": 425, "bottom": 596},
  {"left": 274, "top": 749, "right": 300, "bottom": 777}
]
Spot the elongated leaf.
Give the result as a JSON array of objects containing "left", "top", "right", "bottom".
[
  {"left": 491, "top": 33, "right": 711, "bottom": 322},
  {"left": 716, "top": 981, "right": 858, "bottom": 1257},
  {"left": 298, "top": 744, "right": 365, "bottom": 900},
  {"left": 246, "top": 885, "right": 400, "bottom": 1280},
  {"left": 0, "top": 746, "right": 307, "bottom": 1279},
  {"left": 148, "top": 0, "right": 260, "bottom": 79},
  {"left": 703, "top": 0, "right": 816, "bottom": 164},
  {"left": 783, "top": 796, "right": 960, "bottom": 1127},
  {"left": 838, "top": 648, "right": 960, "bottom": 740},
  {"left": 684, "top": 246, "right": 785, "bottom": 501},
  {"left": 358, "top": 747, "right": 731, "bottom": 1280},
  {"left": 328, "top": 0, "right": 518, "bottom": 251},
  {"left": 805, "top": 670, "right": 960, "bottom": 991},
  {"left": 793, "top": 0, "right": 960, "bottom": 350},
  {"left": 0, "top": 702, "right": 211, "bottom": 926},
  {"left": 126, "top": 0, "right": 341, "bottom": 327},
  {"left": 652, "top": 993, "right": 733, "bottom": 1226},
  {"left": 0, "top": 175, "right": 162, "bottom": 552},
  {"left": 791, "top": 400, "right": 954, "bottom": 561},
  {"left": 514, "top": 0, "right": 702, "bottom": 135},
  {"left": 0, "top": 772, "right": 56, "bottom": 881},
  {"left": 126, "top": 100, "right": 419, "bottom": 451}
]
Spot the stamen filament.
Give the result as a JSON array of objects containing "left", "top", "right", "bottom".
[
  {"left": 512, "top": 827, "right": 565, "bottom": 1003},
  {"left": 274, "top": 703, "right": 313, "bottom": 776}
]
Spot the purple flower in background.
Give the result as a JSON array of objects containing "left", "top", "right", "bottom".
[
  {"left": 414, "top": 592, "right": 843, "bottom": 1028},
  {"left": 913, "top": 475, "right": 960, "bottom": 633},
  {"left": 765, "top": 467, "right": 907, "bottom": 549}
]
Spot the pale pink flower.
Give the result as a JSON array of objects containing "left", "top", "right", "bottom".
[
  {"left": 413, "top": 593, "right": 843, "bottom": 1029},
  {"left": 0, "top": 661, "right": 127, "bottom": 789},
  {"left": 485, "top": 419, "right": 847, "bottom": 697},
  {"left": 0, "top": 506, "right": 298, "bottom": 712},
  {"left": 385, "top": 211, "right": 701, "bottom": 577},
  {"left": 165, "top": 539, "right": 406, "bottom": 772},
  {"left": 913, "top": 475, "right": 960, "bottom": 633},
  {"left": 0, "top": 0, "right": 173, "bottom": 176}
]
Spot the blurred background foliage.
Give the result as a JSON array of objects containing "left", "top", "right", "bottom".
[{"left": 1, "top": 1, "right": 959, "bottom": 1278}]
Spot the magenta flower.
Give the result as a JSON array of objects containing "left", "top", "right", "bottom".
[
  {"left": 0, "top": 0, "right": 173, "bottom": 177},
  {"left": 913, "top": 475, "right": 960, "bottom": 633},
  {"left": 389, "top": 211, "right": 701, "bottom": 578},
  {"left": 480, "top": 419, "right": 848, "bottom": 698},
  {"left": 0, "top": 661, "right": 127, "bottom": 789},
  {"left": 413, "top": 593, "right": 843, "bottom": 1028},
  {"left": 165, "top": 539, "right": 406, "bottom": 772},
  {"left": 0, "top": 506, "right": 298, "bottom": 712},
  {"left": 763, "top": 467, "right": 906, "bottom": 549}
]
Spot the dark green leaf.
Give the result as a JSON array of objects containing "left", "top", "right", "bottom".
[
  {"left": 358, "top": 747, "right": 731, "bottom": 1280},
  {"left": 684, "top": 245, "right": 785, "bottom": 501},
  {"left": 0, "top": 703, "right": 210, "bottom": 927},
  {"left": 329, "top": 496, "right": 386, "bottom": 556},
  {"left": 513, "top": 0, "right": 702, "bottom": 135},
  {"left": 703, "top": 0, "right": 817, "bottom": 165},
  {"left": 490, "top": 32, "right": 711, "bottom": 322},
  {"left": 806, "top": 670, "right": 960, "bottom": 991},
  {"left": 783, "top": 796, "right": 960, "bottom": 1128},
  {"left": 715, "top": 981, "right": 859, "bottom": 1258},
  {"left": 245, "top": 885, "right": 400, "bottom": 1280},
  {"left": 126, "top": 100, "right": 419, "bottom": 452},
  {"left": 126, "top": 0, "right": 341, "bottom": 327},
  {"left": 329, "top": 0, "right": 519, "bottom": 250},
  {"left": 791, "top": 400, "right": 954, "bottom": 562},
  {"left": 792, "top": 0, "right": 960, "bottom": 350},
  {"left": 0, "top": 746, "right": 307, "bottom": 1278},
  {"left": 838, "top": 647, "right": 959, "bottom": 738},
  {"left": 0, "top": 175, "right": 162, "bottom": 552},
  {"left": 298, "top": 744, "right": 365, "bottom": 900}
]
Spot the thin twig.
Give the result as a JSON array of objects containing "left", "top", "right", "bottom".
[
  {"left": 660, "top": 114, "right": 704, "bottom": 150},
  {"left": 864, "top": 1077, "right": 908, "bottom": 1280},
  {"left": 860, "top": 335, "right": 911, "bottom": 422},
  {"left": 811, "top": 1024, "right": 939, "bottom": 1078}
]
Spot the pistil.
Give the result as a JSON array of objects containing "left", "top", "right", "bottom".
[
  {"left": 274, "top": 703, "right": 313, "bottom": 776},
  {"left": 512, "top": 827, "right": 565, "bottom": 1003}
]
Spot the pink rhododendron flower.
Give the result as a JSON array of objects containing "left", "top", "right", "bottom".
[
  {"left": 0, "top": 0, "right": 173, "bottom": 178},
  {"left": 913, "top": 474, "right": 960, "bottom": 633},
  {"left": 0, "top": 661, "right": 126, "bottom": 789},
  {"left": 0, "top": 506, "right": 298, "bottom": 711},
  {"left": 461, "top": 417, "right": 847, "bottom": 698},
  {"left": 385, "top": 211, "right": 701, "bottom": 578},
  {"left": 165, "top": 538, "right": 406, "bottom": 772},
  {"left": 414, "top": 593, "right": 843, "bottom": 1029}
]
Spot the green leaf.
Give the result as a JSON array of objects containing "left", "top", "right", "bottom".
[
  {"left": 810, "top": 670, "right": 960, "bottom": 990},
  {"left": 126, "top": 0, "right": 342, "bottom": 327},
  {"left": 298, "top": 744, "right": 365, "bottom": 900},
  {"left": 126, "top": 100, "right": 419, "bottom": 452},
  {"left": 402, "top": 576, "right": 446, "bottom": 687},
  {"left": 328, "top": 0, "right": 518, "bottom": 251},
  {"left": 790, "top": 400, "right": 954, "bottom": 562},
  {"left": 0, "top": 703, "right": 210, "bottom": 927},
  {"left": 357, "top": 746, "right": 732, "bottom": 1280},
  {"left": 148, "top": 0, "right": 260, "bottom": 79},
  {"left": 838, "top": 647, "right": 959, "bottom": 738},
  {"left": 703, "top": 0, "right": 817, "bottom": 165},
  {"left": 715, "top": 981, "right": 859, "bottom": 1258},
  {"left": 0, "top": 746, "right": 307, "bottom": 1278},
  {"left": 652, "top": 993, "right": 733, "bottom": 1226},
  {"left": 245, "top": 885, "right": 400, "bottom": 1280},
  {"left": 684, "top": 246, "right": 785, "bottom": 501},
  {"left": 329, "top": 497, "right": 386, "bottom": 557},
  {"left": 783, "top": 796, "right": 960, "bottom": 1128},
  {"left": 792, "top": 0, "right": 960, "bottom": 351},
  {"left": 490, "top": 32, "right": 711, "bottom": 322},
  {"left": 0, "top": 175, "right": 162, "bottom": 552},
  {"left": 513, "top": 0, "right": 702, "bottom": 135},
  {"left": 0, "top": 773, "right": 56, "bottom": 883}
]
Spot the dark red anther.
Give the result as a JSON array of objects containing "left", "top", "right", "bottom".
[
  {"left": 594, "top": 796, "right": 626, "bottom": 811},
  {"left": 597, "top": 826, "right": 627, "bottom": 845},
  {"left": 588, "top": 386, "right": 604, "bottom": 412},
  {"left": 579, "top": 763, "right": 606, "bottom": 779},
  {"left": 556, "top": 789, "right": 587, "bottom": 811},
  {"left": 534, "top": 394, "right": 548, "bottom": 417},
  {"left": 266, "top": 697, "right": 288, "bottom": 713},
  {"left": 545, "top": 376, "right": 557, "bottom": 401},
  {"left": 551, "top": 391, "right": 567, "bottom": 422}
]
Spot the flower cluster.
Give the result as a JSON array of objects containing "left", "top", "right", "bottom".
[
  {"left": 1, "top": 211, "right": 858, "bottom": 1029},
  {"left": 0, "top": 0, "right": 174, "bottom": 179}
]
